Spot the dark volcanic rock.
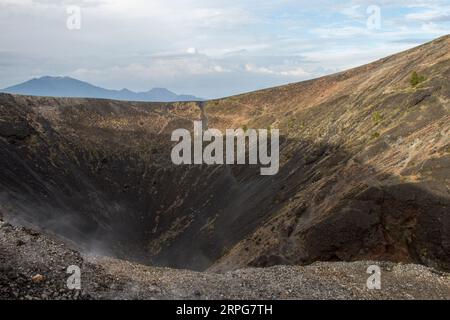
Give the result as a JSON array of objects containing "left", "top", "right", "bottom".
[{"left": 0, "top": 36, "right": 449, "bottom": 273}]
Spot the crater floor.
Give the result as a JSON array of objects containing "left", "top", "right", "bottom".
[{"left": 1, "top": 218, "right": 449, "bottom": 300}]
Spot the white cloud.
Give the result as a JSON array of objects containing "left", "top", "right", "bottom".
[
  {"left": 299, "top": 43, "right": 414, "bottom": 71},
  {"left": 406, "top": 10, "right": 450, "bottom": 22},
  {"left": 312, "top": 26, "right": 371, "bottom": 38},
  {"left": 187, "top": 47, "right": 198, "bottom": 54},
  {"left": 71, "top": 54, "right": 232, "bottom": 83},
  {"left": 420, "top": 22, "right": 449, "bottom": 34},
  {"left": 0, "top": 0, "right": 449, "bottom": 98},
  {"left": 340, "top": 5, "right": 365, "bottom": 19},
  {"left": 245, "top": 63, "right": 310, "bottom": 77}
]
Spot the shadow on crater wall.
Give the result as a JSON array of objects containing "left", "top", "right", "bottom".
[{"left": 0, "top": 93, "right": 448, "bottom": 271}]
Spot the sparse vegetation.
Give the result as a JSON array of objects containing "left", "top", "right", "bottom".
[
  {"left": 410, "top": 71, "right": 426, "bottom": 87},
  {"left": 372, "top": 111, "right": 383, "bottom": 124},
  {"left": 221, "top": 246, "right": 230, "bottom": 256},
  {"left": 371, "top": 132, "right": 380, "bottom": 140},
  {"left": 420, "top": 248, "right": 429, "bottom": 258},
  {"left": 26, "top": 134, "right": 40, "bottom": 149},
  {"left": 242, "top": 124, "right": 248, "bottom": 132},
  {"left": 287, "top": 117, "right": 296, "bottom": 131}
]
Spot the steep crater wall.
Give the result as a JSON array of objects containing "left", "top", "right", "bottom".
[{"left": 0, "top": 37, "right": 449, "bottom": 271}]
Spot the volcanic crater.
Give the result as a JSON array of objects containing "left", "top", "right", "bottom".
[{"left": 0, "top": 36, "right": 449, "bottom": 273}]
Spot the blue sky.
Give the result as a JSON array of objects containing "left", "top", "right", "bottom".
[{"left": 1, "top": 0, "right": 449, "bottom": 98}]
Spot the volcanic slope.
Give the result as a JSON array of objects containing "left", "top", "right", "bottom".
[{"left": 0, "top": 35, "right": 449, "bottom": 272}]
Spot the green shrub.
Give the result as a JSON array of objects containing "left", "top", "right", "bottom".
[
  {"left": 410, "top": 71, "right": 426, "bottom": 87},
  {"left": 371, "top": 132, "right": 380, "bottom": 140},
  {"left": 372, "top": 111, "right": 383, "bottom": 124},
  {"left": 287, "top": 117, "right": 296, "bottom": 130}
]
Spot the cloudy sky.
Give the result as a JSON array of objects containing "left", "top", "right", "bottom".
[{"left": 1, "top": 0, "right": 449, "bottom": 98}]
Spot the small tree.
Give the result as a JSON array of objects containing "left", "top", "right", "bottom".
[{"left": 410, "top": 71, "right": 426, "bottom": 87}]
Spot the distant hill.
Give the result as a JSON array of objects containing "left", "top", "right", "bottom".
[{"left": 1, "top": 76, "right": 203, "bottom": 102}]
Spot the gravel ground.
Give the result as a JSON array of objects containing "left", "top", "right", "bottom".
[{"left": 1, "top": 218, "right": 449, "bottom": 300}]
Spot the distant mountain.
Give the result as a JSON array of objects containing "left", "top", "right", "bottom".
[{"left": 1, "top": 76, "right": 203, "bottom": 102}]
